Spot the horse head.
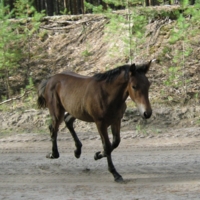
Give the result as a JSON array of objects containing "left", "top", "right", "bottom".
[{"left": 128, "top": 60, "right": 155, "bottom": 119}]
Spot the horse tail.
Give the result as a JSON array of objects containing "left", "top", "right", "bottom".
[{"left": 37, "top": 79, "right": 48, "bottom": 109}]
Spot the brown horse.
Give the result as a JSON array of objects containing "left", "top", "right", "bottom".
[{"left": 37, "top": 60, "right": 154, "bottom": 182}]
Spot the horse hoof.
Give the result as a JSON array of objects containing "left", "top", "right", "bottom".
[
  {"left": 74, "top": 150, "right": 81, "bottom": 159},
  {"left": 115, "top": 176, "right": 124, "bottom": 183},
  {"left": 94, "top": 151, "right": 102, "bottom": 160},
  {"left": 46, "top": 153, "right": 59, "bottom": 159}
]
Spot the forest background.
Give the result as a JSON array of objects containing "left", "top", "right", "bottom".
[{"left": 0, "top": 0, "right": 200, "bottom": 134}]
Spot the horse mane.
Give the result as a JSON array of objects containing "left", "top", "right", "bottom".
[{"left": 93, "top": 65, "right": 130, "bottom": 83}]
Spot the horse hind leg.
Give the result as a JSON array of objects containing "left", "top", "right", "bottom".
[
  {"left": 46, "top": 106, "right": 65, "bottom": 159},
  {"left": 47, "top": 121, "right": 60, "bottom": 159},
  {"left": 64, "top": 113, "right": 82, "bottom": 158}
]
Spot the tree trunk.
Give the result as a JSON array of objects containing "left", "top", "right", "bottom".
[
  {"left": 78, "top": 0, "right": 84, "bottom": 14},
  {"left": 145, "top": 0, "right": 150, "bottom": 6},
  {"left": 9, "top": 0, "right": 14, "bottom": 11},
  {"left": 46, "top": 0, "right": 54, "bottom": 16},
  {"left": 73, "top": 0, "right": 77, "bottom": 14}
]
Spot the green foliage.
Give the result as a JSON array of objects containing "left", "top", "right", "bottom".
[
  {"left": 180, "top": 0, "right": 189, "bottom": 6},
  {"left": 130, "top": 9, "right": 147, "bottom": 59},
  {"left": 164, "top": 66, "right": 181, "bottom": 87},
  {"left": 104, "top": 0, "right": 126, "bottom": 6},
  {"left": 163, "top": 3, "right": 200, "bottom": 103},
  {"left": 60, "top": 8, "right": 68, "bottom": 15},
  {"left": 0, "top": 0, "right": 44, "bottom": 99},
  {"left": 14, "top": 0, "right": 44, "bottom": 35},
  {"left": 104, "top": 5, "right": 148, "bottom": 62},
  {"left": 82, "top": 49, "right": 92, "bottom": 57},
  {"left": 0, "top": 1, "right": 23, "bottom": 98},
  {"left": 26, "top": 77, "right": 34, "bottom": 90},
  {"left": 84, "top": 2, "right": 106, "bottom": 13},
  {"left": 14, "top": 0, "right": 34, "bottom": 18},
  {"left": 169, "top": 14, "right": 190, "bottom": 44}
]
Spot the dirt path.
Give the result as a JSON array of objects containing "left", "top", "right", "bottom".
[{"left": 1, "top": 129, "right": 200, "bottom": 200}]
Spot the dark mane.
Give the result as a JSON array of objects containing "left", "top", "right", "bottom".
[{"left": 93, "top": 65, "right": 130, "bottom": 82}]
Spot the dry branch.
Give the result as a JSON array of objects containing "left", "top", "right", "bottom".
[
  {"left": 0, "top": 90, "right": 31, "bottom": 105},
  {"left": 40, "top": 16, "right": 107, "bottom": 31}
]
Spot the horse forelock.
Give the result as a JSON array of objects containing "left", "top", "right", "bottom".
[{"left": 93, "top": 65, "right": 130, "bottom": 83}]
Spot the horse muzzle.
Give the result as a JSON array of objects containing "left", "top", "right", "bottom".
[
  {"left": 143, "top": 110, "right": 152, "bottom": 119},
  {"left": 136, "top": 103, "right": 152, "bottom": 119}
]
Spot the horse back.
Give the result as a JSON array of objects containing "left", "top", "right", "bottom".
[
  {"left": 60, "top": 70, "right": 89, "bottom": 78},
  {"left": 45, "top": 72, "right": 95, "bottom": 121}
]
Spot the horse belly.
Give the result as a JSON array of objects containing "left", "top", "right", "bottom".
[
  {"left": 70, "top": 109, "right": 94, "bottom": 122},
  {"left": 75, "top": 113, "right": 94, "bottom": 122},
  {"left": 63, "top": 101, "right": 94, "bottom": 122},
  {"left": 59, "top": 81, "right": 96, "bottom": 122}
]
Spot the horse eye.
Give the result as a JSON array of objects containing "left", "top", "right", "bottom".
[{"left": 132, "top": 85, "right": 136, "bottom": 90}]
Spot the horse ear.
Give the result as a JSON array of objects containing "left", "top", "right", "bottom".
[
  {"left": 129, "top": 63, "right": 136, "bottom": 75},
  {"left": 143, "top": 59, "right": 156, "bottom": 74}
]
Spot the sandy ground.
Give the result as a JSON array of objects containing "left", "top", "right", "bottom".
[{"left": 1, "top": 129, "right": 200, "bottom": 200}]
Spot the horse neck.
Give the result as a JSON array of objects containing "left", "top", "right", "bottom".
[{"left": 104, "top": 74, "right": 129, "bottom": 104}]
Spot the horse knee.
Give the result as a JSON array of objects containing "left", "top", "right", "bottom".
[
  {"left": 112, "top": 138, "right": 121, "bottom": 149},
  {"left": 103, "top": 143, "right": 113, "bottom": 156}
]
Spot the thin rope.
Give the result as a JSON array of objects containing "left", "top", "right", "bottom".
[{"left": 127, "top": 0, "right": 132, "bottom": 64}]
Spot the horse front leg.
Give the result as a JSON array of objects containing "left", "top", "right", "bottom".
[
  {"left": 94, "top": 121, "right": 123, "bottom": 182},
  {"left": 111, "top": 119, "right": 121, "bottom": 150},
  {"left": 64, "top": 113, "right": 82, "bottom": 158},
  {"left": 111, "top": 103, "right": 126, "bottom": 150},
  {"left": 107, "top": 152, "right": 123, "bottom": 182},
  {"left": 94, "top": 119, "right": 121, "bottom": 159}
]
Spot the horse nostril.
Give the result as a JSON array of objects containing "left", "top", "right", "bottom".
[{"left": 144, "top": 111, "right": 152, "bottom": 119}]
